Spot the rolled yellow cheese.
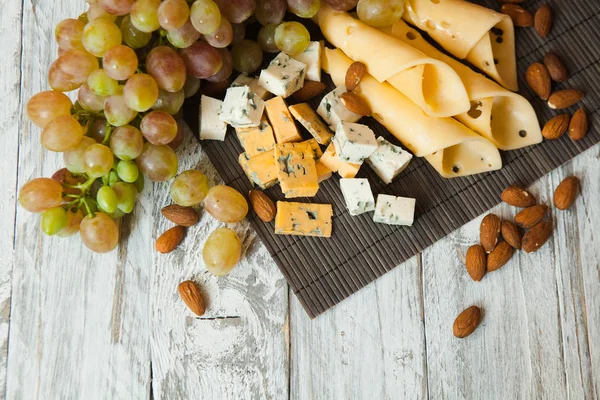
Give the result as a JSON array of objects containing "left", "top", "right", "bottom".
[
  {"left": 403, "top": 0, "right": 517, "bottom": 91},
  {"left": 323, "top": 48, "right": 502, "bottom": 178},
  {"left": 383, "top": 21, "right": 542, "bottom": 150},
  {"left": 315, "top": 5, "right": 470, "bottom": 118}
]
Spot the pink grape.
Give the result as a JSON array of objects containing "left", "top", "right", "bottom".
[
  {"left": 204, "top": 185, "right": 248, "bottom": 222},
  {"left": 103, "top": 45, "right": 138, "bottom": 81},
  {"left": 120, "top": 15, "right": 152, "bottom": 48},
  {"left": 130, "top": 0, "right": 161, "bottom": 33},
  {"left": 80, "top": 213, "right": 119, "bottom": 253},
  {"left": 27, "top": 91, "right": 73, "bottom": 128},
  {"left": 123, "top": 73, "right": 159, "bottom": 112},
  {"left": 136, "top": 143, "right": 178, "bottom": 181},
  {"left": 78, "top": 82, "right": 106, "bottom": 112},
  {"left": 190, "top": 0, "right": 222, "bottom": 34},
  {"left": 18, "top": 178, "right": 64, "bottom": 213},
  {"left": 110, "top": 125, "right": 144, "bottom": 160},
  {"left": 158, "top": 0, "right": 190, "bottom": 30},
  {"left": 87, "top": 69, "right": 119, "bottom": 96},
  {"left": 87, "top": 3, "right": 118, "bottom": 21},
  {"left": 166, "top": 19, "right": 201, "bottom": 48},
  {"left": 57, "top": 208, "right": 85, "bottom": 237},
  {"left": 203, "top": 17, "right": 233, "bottom": 48},
  {"left": 214, "top": 0, "right": 255, "bottom": 23},
  {"left": 324, "top": 0, "right": 359, "bottom": 10},
  {"left": 255, "top": 0, "right": 286, "bottom": 25},
  {"left": 84, "top": 143, "right": 114, "bottom": 177},
  {"left": 64, "top": 136, "right": 97, "bottom": 173},
  {"left": 88, "top": 119, "right": 109, "bottom": 142},
  {"left": 51, "top": 168, "right": 86, "bottom": 200},
  {"left": 104, "top": 93, "right": 138, "bottom": 126},
  {"left": 140, "top": 111, "right": 178, "bottom": 145},
  {"left": 82, "top": 18, "right": 122, "bottom": 57},
  {"left": 41, "top": 115, "right": 85, "bottom": 152},
  {"left": 152, "top": 89, "right": 185, "bottom": 114},
  {"left": 179, "top": 41, "right": 223, "bottom": 79},
  {"left": 48, "top": 49, "right": 99, "bottom": 91},
  {"left": 98, "top": 0, "right": 135, "bottom": 16},
  {"left": 146, "top": 46, "right": 187, "bottom": 93},
  {"left": 55, "top": 19, "right": 85, "bottom": 51},
  {"left": 168, "top": 120, "right": 186, "bottom": 150},
  {"left": 206, "top": 48, "right": 233, "bottom": 82}
]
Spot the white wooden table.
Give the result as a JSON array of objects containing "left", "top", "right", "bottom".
[{"left": 2, "top": 1, "right": 598, "bottom": 398}]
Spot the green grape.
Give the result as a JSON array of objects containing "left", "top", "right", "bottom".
[
  {"left": 158, "top": 0, "right": 190, "bottom": 30},
  {"left": 56, "top": 208, "right": 85, "bottom": 237},
  {"left": 97, "top": 185, "right": 118, "bottom": 213},
  {"left": 41, "top": 207, "right": 68, "bottom": 236},
  {"left": 356, "top": 0, "right": 405, "bottom": 28},
  {"left": 87, "top": 3, "right": 118, "bottom": 21},
  {"left": 64, "top": 136, "right": 96, "bottom": 173},
  {"left": 105, "top": 93, "right": 138, "bottom": 126},
  {"left": 204, "top": 185, "right": 248, "bottom": 222},
  {"left": 274, "top": 21, "right": 310, "bottom": 56},
  {"left": 190, "top": 0, "right": 221, "bottom": 34},
  {"left": 112, "top": 182, "right": 137, "bottom": 213},
  {"left": 124, "top": 73, "right": 159, "bottom": 112},
  {"left": 98, "top": 0, "right": 135, "bottom": 16},
  {"left": 257, "top": 24, "right": 279, "bottom": 53},
  {"left": 41, "top": 115, "right": 85, "bottom": 152},
  {"left": 110, "top": 125, "right": 144, "bottom": 160},
  {"left": 152, "top": 89, "right": 185, "bottom": 114},
  {"left": 82, "top": 18, "right": 122, "bottom": 57},
  {"left": 87, "top": 69, "right": 119, "bottom": 96},
  {"left": 116, "top": 160, "right": 139, "bottom": 182},
  {"left": 202, "top": 228, "right": 241, "bottom": 276},
  {"left": 18, "top": 178, "right": 64, "bottom": 213},
  {"left": 102, "top": 169, "right": 121, "bottom": 186},
  {"left": 84, "top": 143, "right": 114, "bottom": 177},
  {"left": 27, "top": 91, "right": 73, "bottom": 128},
  {"left": 135, "top": 143, "right": 178, "bottom": 181},
  {"left": 166, "top": 19, "right": 201, "bottom": 49},
  {"left": 55, "top": 18, "right": 85, "bottom": 51},
  {"left": 103, "top": 44, "right": 138, "bottom": 81},
  {"left": 170, "top": 170, "right": 209, "bottom": 206},
  {"left": 134, "top": 173, "right": 145, "bottom": 192},
  {"left": 78, "top": 83, "right": 106, "bottom": 112},
  {"left": 182, "top": 75, "right": 201, "bottom": 98},
  {"left": 130, "top": 0, "right": 161, "bottom": 32},
  {"left": 80, "top": 212, "right": 119, "bottom": 253},
  {"left": 231, "top": 40, "right": 263, "bottom": 74},
  {"left": 146, "top": 46, "right": 187, "bottom": 92},
  {"left": 287, "top": 0, "right": 321, "bottom": 18},
  {"left": 140, "top": 111, "right": 178, "bottom": 145},
  {"left": 120, "top": 15, "right": 152, "bottom": 48}
]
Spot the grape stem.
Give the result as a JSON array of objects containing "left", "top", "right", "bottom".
[
  {"left": 81, "top": 197, "right": 95, "bottom": 217},
  {"left": 101, "top": 123, "right": 115, "bottom": 145}
]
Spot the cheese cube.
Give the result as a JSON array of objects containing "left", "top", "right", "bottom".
[
  {"left": 231, "top": 74, "right": 271, "bottom": 100},
  {"left": 319, "top": 142, "right": 361, "bottom": 179},
  {"left": 317, "top": 87, "right": 362, "bottom": 130},
  {"left": 373, "top": 194, "right": 416, "bottom": 226},
  {"left": 316, "top": 161, "right": 332, "bottom": 182},
  {"left": 219, "top": 86, "right": 265, "bottom": 128},
  {"left": 275, "top": 145, "right": 319, "bottom": 198},
  {"left": 291, "top": 41, "right": 321, "bottom": 82},
  {"left": 275, "top": 201, "right": 333, "bottom": 237},
  {"left": 239, "top": 151, "right": 278, "bottom": 189},
  {"left": 333, "top": 122, "right": 378, "bottom": 163},
  {"left": 339, "top": 178, "right": 376, "bottom": 216},
  {"left": 276, "top": 138, "right": 322, "bottom": 160},
  {"left": 366, "top": 137, "right": 413, "bottom": 184},
  {"left": 258, "top": 52, "right": 306, "bottom": 98},
  {"left": 199, "top": 95, "right": 227, "bottom": 141},
  {"left": 265, "top": 96, "right": 302, "bottom": 143},
  {"left": 235, "top": 117, "right": 275, "bottom": 157},
  {"left": 289, "top": 103, "right": 333, "bottom": 145}
]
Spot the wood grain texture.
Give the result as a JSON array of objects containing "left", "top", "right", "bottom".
[{"left": 149, "top": 129, "right": 289, "bottom": 400}]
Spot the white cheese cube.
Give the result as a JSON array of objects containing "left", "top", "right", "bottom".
[
  {"left": 199, "top": 95, "right": 227, "bottom": 141},
  {"left": 366, "top": 137, "right": 413, "bottom": 184},
  {"left": 373, "top": 194, "right": 416, "bottom": 226},
  {"left": 317, "top": 87, "right": 362, "bottom": 130},
  {"left": 219, "top": 86, "right": 265, "bottom": 128},
  {"left": 340, "top": 178, "right": 376, "bottom": 216},
  {"left": 291, "top": 41, "right": 321, "bottom": 82},
  {"left": 258, "top": 52, "right": 306, "bottom": 98},
  {"left": 333, "top": 121, "right": 378, "bottom": 163},
  {"left": 231, "top": 74, "right": 271, "bottom": 100}
]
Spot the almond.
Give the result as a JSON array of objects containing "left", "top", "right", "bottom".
[
  {"left": 291, "top": 81, "right": 326, "bottom": 102},
  {"left": 514, "top": 204, "right": 548, "bottom": 228},
  {"left": 161, "top": 205, "right": 199, "bottom": 227},
  {"left": 248, "top": 190, "right": 276, "bottom": 222},
  {"left": 543, "top": 52, "right": 568, "bottom": 83},
  {"left": 526, "top": 63, "right": 551, "bottom": 100},
  {"left": 522, "top": 221, "right": 553, "bottom": 253},
  {"left": 501, "top": 186, "right": 536, "bottom": 208},
  {"left": 480, "top": 213, "right": 501, "bottom": 253},
  {"left": 569, "top": 108, "right": 588, "bottom": 141},
  {"left": 465, "top": 244, "right": 486, "bottom": 282},
  {"left": 534, "top": 4, "right": 552, "bottom": 38},
  {"left": 178, "top": 280, "right": 206, "bottom": 316},
  {"left": 548, "top": 89, "right": 584, "bottom": 110},
  {"left": 345, "top": 61, "right": 367, "bottom": 92},
  {"left": 453, "top": 306, "right": 482, "bottom": 338},
  {"left": 156, "top": 225, "right": 185, "bottom": 254},
  {"left": 487, "top": 241, "right": 514, "bottom": 272},
  {"left": 340, "top": 91, "right": 371, "bottom": 116},
  {"left": 501, "top": 220, "right": 522, "bottom": 250},
  {"left": 553, "top": 176, "right": 579, "bottom": 210},
  {"left": 542, "top": 114, "right": 570, "bottom": 140},
  {"left": 501, "top": 4, "right": 533, "bottom": 27}
]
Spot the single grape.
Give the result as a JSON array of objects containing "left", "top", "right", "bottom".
[
  {"left": 48, "top": 64, "right": 80, "bottom": 92},
  {"left": 104, "top": 93, "right": 138, "bottom": 126},
  {"left": 182, "top": 75, "right": 201, "bottom": 98},
  {"left": 110, "top": 125, "right": 144, "bottom": 160},
  {"left": 130, "top": 0, "right": 161, "bottom": 32},
  {"left": 97, "top": 185, "right": 118, "bottom": 213},
  {"left": 146, "top": 46, "right": 187, "bottom": 92},
  {"left": 257, "top": 24, "right": 279, "bottom": 53},
  {"left": 55, "top": 19, "right": 85, "bottom": 51},
  {"left": 84, "top": 143, "right": 114, "bottom": 177},
  {"left": 287, "top": 0, "right": 321, "bottom": 18},
  {"left": 123, "top": 73, "right": 159, "bottom": 112},
  {"left": 203, "top": 17, "right": 233, "bottom": 48},
  {"left": 152, "top": 89, "right": 185, "bottom": 114},
  {"left": 41, "top": 207, "right": 68, "bottom": 236},
  {"left": 202, "top": 227, "right": 241, "bottom": 276},
  {"left": 204, "top": 185, "right": 248, "bottom": 222},
  {"left": 166, "top": 19, "right": 201, "bottom": 48},
  {"left": 255, "top": 0, "right": 286, "bottom": 25},
  {"left": 231, "top": 39, "right": 263, "bottom": 74},
  {"left": 88, "top": 119, "right": 108, "bottom": 142},
  {"left": 136, "top": 143, "right": 178, "bottom": 181},
  {"left": 78, "top": 83, "right": 106, "bottom": 112},
  {"left": 120, "top": 15, "right": 152, "bottom": 48},
  {"left": 56, "top": 208, "right": 85, "bottom": 237},
  {"left": 206, "top": 48, "right": 233, "bottom": 82},
  {"left": 80, "top": 212, "right": 119, "bottom": 253},
  {"left": 170, "top": 170, "right": 209, "bottom": 206},
  {"left": 324, "top": 0, "right": 359, "bottom": 11},
  {"left": 140, "top": 111, "right": 178, "bottom": 145},
  {"left": 103, "top": 45, "right": 138, "bottom": 81},
  {"left": 275, "top": 21, "right": 310, "bottom": 56},
  {"left": 18, "top": 178, "right": 64, "bottom": 213},
  {"left": 214, "top": 0, "right": 255, "bottom": 24},
  {"left": 98, "top": 0, "right": 135, "bottom": 16},
  {"left": 158, "top": 0, "right": 190, "bottom": 30},
  {"left": 112, "top": 182, "right": 138, "bottom": 213},
  {"left": 116, "top": 160, "right": 139, "bottom": 182},
  {"left": 190, "top": 0, "right": 221, "bottom": 34},
  {"left": 87, "top": 69, "right": 119, "bottom": 96},
  {"left": 134, "top": 173, "right": 145, "bottom": 193},
  {"left": 87, "top": 3, "right": 118, "bottom": 21},
  {"left": 356, "top": 0, "right": 405, "bottom": 28},
  {"left": 231, "top": 22, "right": 246, "bottom": 44},
  {"left": 82, "top": 18, "right": 122, "bottom": 57},
  {"left": 41, "top": 115, "right": 85, "bottom": 152},
  {"left": 49, "top": 49, "right": 100, "bottom": 91},
  {"left": 64, "top": 136, "right": 97, "bottom": 173},
  {"left": 179, "top": 41, "right": 223, "bottom": 79},
  {"left": 27, "top": 91, "right": 73, "bottom": 128}
]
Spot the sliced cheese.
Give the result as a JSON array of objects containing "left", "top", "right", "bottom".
[
  {"left": 265, "top": 96, "right": 302, "bottom": 143},
  {"left": 275, "top": 145, "right": 319, "bottom": 198},
  {"left": 289, "top": 103, "right": 334, "bottom": 145},
  {"left": 275, "top": 201, "right": 333, "bottom": 237},
  {"left": 239, "top": 151, "right": 278, "bottom": 189},
  {"left": 235, "top": 117, "right": 276, "bottom": 157}
]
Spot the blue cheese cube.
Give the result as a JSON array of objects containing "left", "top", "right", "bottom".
[
  {"left": 231, "top": 74, "right": 271, "bottom": 100},
  {"left": 292, "top": 41, "right": 321, "bottom": 82},
  {"left": 258, "top": 52, "right": 307, "bottom": 98},
  {"left": 317, "top": 87, "right": 362, "bottom": 130},
  {"left": 340, "top": 178, "right": 376, "bottom": 216},
  {"left": 366, "top": 137, "right": 413, "bottom": 184},
  {"left": 219, "top": 86, "right": 265, "bottom": 128},
  {"left": 333, "top": 121, "right": 378, "bottom": 163},
  {"left": 373, "top": 194, "right": 416, "bottom": 226},
  {"left": 199, "top": 95, "right": 227, "bottom": 141}
]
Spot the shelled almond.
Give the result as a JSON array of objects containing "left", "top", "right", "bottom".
[
  {"left": 534, "top": 4, "right": 552, "bottom": 38},
  {"left": 453, "top": 306, "right": 482, "bottom": 338},
  {"left": 465, "top": 244, "right": 487, "bottom": 282},
  {"left": 249, "top": 190, "right": 276, "bottom": 222},
  {"left": 501, "top": 220, "right": 522, "bottom": 250},
  {"left": 569, "top": 108, "right": 588, "bottom": 141},
  {"left": 480, "top": 214, "right": 501, "bottom": 253},
  {"left": 340, "top": 91, "right": 371, "bottom": 116},
  {"left": 501, "top": 4, "right": 533, "bottom": 27},
  {"left": 522, "top": 221, "right": 553, "bottom": 253},
  {"left": 156, "top": 226, "right": 185, "bottom": 254},
  {"left": 543, "top": 52, "right": 568, "bottom": 82},
  {"left": 345, "top": 61, "right": 367, "bottom": 92},
  {"left": 178, "top": 280, "right": 206, "bottom": 316},
  {"left": 487, "top": 241, "right": 514, "bottom": 271},
  {"left": 501, "top": 186, "right": 536, "bottom": 207},
  {"left": 514, "top": 204, "right": 548, "bottom": 228},
  {"left": 553, "top": 176, "right": 579, "bottom": 210},
  {"left": 526, "top": 63, "right": 551, "bottom": 100},
  {"left": 161, "top": 205, "right": 199, "bottom": 227},
  {"left": 548, "top": 89, "right": 584, "bottom": 110},
  {"left": 291, "top": 81, "right": 326, "bottom": 102},
  {"left": 542, "top": 114, "right": 570, "bottom": 140}
]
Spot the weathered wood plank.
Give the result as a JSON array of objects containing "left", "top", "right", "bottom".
[
  {"left": 290, "top": 256, "right": 427, "bottom": 400},
  {"left": 149, "top": 129, "right": 289, "bottom": 400}
]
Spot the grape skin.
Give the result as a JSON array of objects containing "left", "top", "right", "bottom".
[
  {"left": 214, "top": 0, "right": 255, "bottom": 24},
  {"left": 190, "top": 0, "right": 222, "bottom": 34},
  {"left": 258, "top": 24, "right": 279, "bottom": 53},
  {"left": 158, "top": 0, "right": 190, "bottom": 31},
  {"left": 123, "top": 73, "right": 159, "bottom": 112},
  {"left": 166, "top": 19, "right": 201, "bottom": 49},
  {"left": 152, "top": 89, "right": 185, "bottom": 114},
  {"left": 87, "top": 69, "right": 119, "bottom": 96},
  {"left": 18, "top": 178, "right": 64, "bottom": 213},
  {"left": 41, "top": 207, "right": 68, "bottom": 236},
  {"left": 110, "top": 125, "right": 144, "bottom": 160},
  {"left": 204, "top": 185, "right": 248, "bottom": 223},
  {"left": 97, "top": 185, "right": 118, "bottom": 213},
  {"left": 287, "top": 0, "right": 321, "bottom": 18},
  {"left": 103, "top": 45, "right": 138, "bottom": 81},
  {"left": 356, "top": 0, "right": 405, "bottom": 28},
  {"left": 121, "top": 15, "right": 152, "bottom": 48},
  {"left": 130, "top": 0, "right": 162, "bottom": 33},
  {"left": 146, "top": 46, "right": 187, "bottom": 93},
  {"left": 140, "top": 111, "right": 178, "bottom": 145},
  {"left": 55, "top": 19, "right": 85, "bottom": 51},
  {"left": 324, "top": 0, "right": 359, "bottom": 11},
  {"left": 231, "top": 40, "right": 263, "bottom": 74},
  {"left": 83, "top": 143, "right": 114, "bottom": 178},
  {"left": 98, "top": 0, "right": 135, "bottom": 16},
  {"left": 112, "top": 182, "right": 137, "bottom": 213},
  {"left": 136, "top": 143, "right": 179, "bottom": 181},
  {"left": 202, "top": 228, "right": 241, "bottom": 276},
  {"left": 179, "top": 41, "right": 223, "bottom": 79},
  {"left": 105, "top": 93, "right": 138, "bottom": 126},
  {"left": 80, "top": 213, "right": 119, "bottom": 253},
  {"left": 203, "top": 17, "right": 233, "bottom": 48},
  {"left": 64, "top": 136, "right": 97, "bottom": 173},
  {"left": 206, "top": 48, "right": 233, "bottom": 83},
  {"left": 255, "top": 0, "right": 286, "bottom": 25},
  {"left": 170, "top": 170, "right": 209, "bottom": 206},
  {"left": 27, "top": 91, "right": 73, "bottom": 128},
  {"left": 82, "top": 18, "right": 122, "bottom": 57},
  {"left": 41, "top": 115, "right": 85, "bottom": 152},
  {"left": 57, "top": 208, "right": 84, "bottom": 237},
  {"left": 274, "top": 22, "right": 311, "bottom": 56},
  {"left": 78, "top": 83, "right": 106, "bottom": 112}
]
